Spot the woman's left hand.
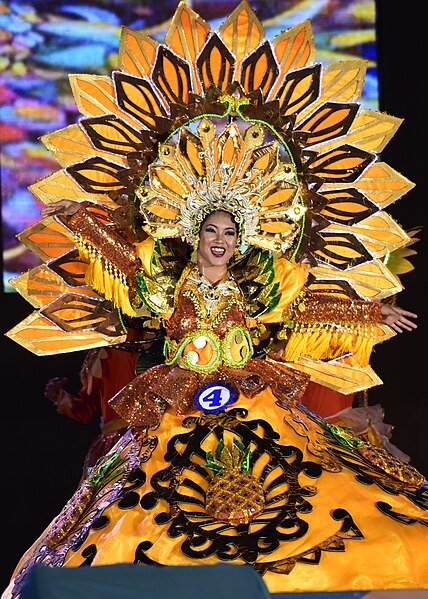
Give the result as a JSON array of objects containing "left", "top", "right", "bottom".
[{"left": 381, "top": 303, "right": 417, "bottom": 333}]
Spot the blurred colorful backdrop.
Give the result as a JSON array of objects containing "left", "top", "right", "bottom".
[{"left": 1, "top": 0, "right": 377, "bottom": 290}]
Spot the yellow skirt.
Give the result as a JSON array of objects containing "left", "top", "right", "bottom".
[{"left": 10, "top": 389, "right": 428, "bottom": 595}]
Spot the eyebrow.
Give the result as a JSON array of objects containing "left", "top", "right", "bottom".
[{"left": 203, "top": 224, "right": 236, "bottom": 231}]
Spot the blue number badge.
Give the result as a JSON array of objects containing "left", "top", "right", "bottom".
[{"left": 194, "top": 383, "right": 237, "bottom": 414}]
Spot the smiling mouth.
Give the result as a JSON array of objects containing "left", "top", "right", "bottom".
[{"left": 210, "top": 247, "right": 226, "bottom": 257}]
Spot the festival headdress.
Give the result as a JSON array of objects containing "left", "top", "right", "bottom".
[
  {"left": 137, "top": 120, "right": 305, "bottom": 251},
  {"left": 7, "top": 1, "right": 414, "bottom": 369}
]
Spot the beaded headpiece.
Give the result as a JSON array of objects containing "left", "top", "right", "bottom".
[{"left": 136, "top": 121, "right": 305, "bottom": 251}]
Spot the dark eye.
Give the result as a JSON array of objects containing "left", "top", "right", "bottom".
[{"left": 226, "top": 229, "right": 236, "bottom": 236}]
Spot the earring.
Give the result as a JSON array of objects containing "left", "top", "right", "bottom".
[
  {"left": 234, "top": 242, "right": 248, "bottom": 256},
  {"left": 188, "top": 237, "right": 198, "bottom": 262}
]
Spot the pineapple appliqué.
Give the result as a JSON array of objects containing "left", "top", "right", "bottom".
[{"left": 204, "top": 438, "right": 265, "bottom": 525}]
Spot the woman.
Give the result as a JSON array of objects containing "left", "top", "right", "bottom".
[
  {"left": 3, "top": 4, "right": 426, "bottom": 595},
  {"left": 5, "top": 205, "right": 427, "bottom": 598}
]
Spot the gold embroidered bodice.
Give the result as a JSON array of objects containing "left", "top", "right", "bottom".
[{"left": 163, "top": 266, "right": 253, "bottom": 372}]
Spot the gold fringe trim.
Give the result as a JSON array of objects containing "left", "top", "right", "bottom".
[
  {"left": 74, "top": 234, "right": 136, "bottom": 317},
  {"left": 283, "top": 324, "right": 375, "bottom": 365}
]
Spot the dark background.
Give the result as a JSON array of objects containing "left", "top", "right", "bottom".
[{"left": 1, "top": 0, "right": 426, "bottom": 591}]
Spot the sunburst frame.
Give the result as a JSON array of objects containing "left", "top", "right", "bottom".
[{"left": 6, "top": 1, "right": 413, "bottom": 389}]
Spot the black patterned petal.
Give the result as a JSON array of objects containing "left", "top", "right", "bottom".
[
  {"left": 67, "top": 157, "right": 125, "bottom": 194},
  {"left": 319, "top": 188, "right": 378, "bottom": 225},
  {"left": 152, "top": 45, "right": 193, "bottom": 105},
  {"left": 314, "top": 231, "right": 373, "bottom": 270},
  {"left": 304, "top": 144, "right": 375, "bottom": 184},
  {"left": 81, "top": 115, "right": 154, "bottom": 156},
  {"left": 241, "top": 41, "right": 279, "bottom": 99},
  {"left": 276, "top": 64, "right": 321, "bottom": 116},
  {"left": 295, "top": 102, "right": 359, "bottom": 147},
  {"left": 114, "top": 72, "right": 170, "bottom": 132},
  {"left": 197, "top": 33, "right": 236, "bottom": 93}
]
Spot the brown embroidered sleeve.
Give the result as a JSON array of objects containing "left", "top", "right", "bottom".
[
  {"left": 292, "top": 292, "right": 383, "bottom": 326},
  {"left": 61, "top": 203, "right": 142, "bottom": 316},
  {"left": 65, "top": 204, "right": 141, "bottom": 279}
]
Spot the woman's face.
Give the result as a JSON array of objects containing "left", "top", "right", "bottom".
[{"left": 197, "top": 211, "right": 238, "bottom": 270}]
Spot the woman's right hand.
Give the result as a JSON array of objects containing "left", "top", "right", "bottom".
[{"left": 40, "top": 200, "right": 81, "bottom": 219}]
